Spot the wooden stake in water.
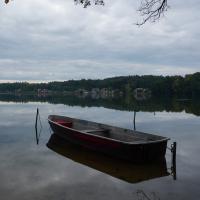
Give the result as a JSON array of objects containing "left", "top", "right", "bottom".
[
  {"left": 171, "top": 142, "right": 177, "bottom": 180},
  {"left": 133, "top": 111, "right": 136, "bottom": 131}
]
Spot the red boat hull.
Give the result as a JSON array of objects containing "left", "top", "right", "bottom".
[{"left": 48, "top": 116, "right": 168, "bottom": 163}]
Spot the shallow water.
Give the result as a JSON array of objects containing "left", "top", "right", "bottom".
[{"left": 0, "top": 99, "right": 200, "bottom": 200}]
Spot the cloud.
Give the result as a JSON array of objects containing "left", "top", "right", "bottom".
[
  {"left": 0, "top": 0, "right": 199, "bottom": 81},
  {"left": 0, "top": 58, "right": 197, "bottom": 82}
]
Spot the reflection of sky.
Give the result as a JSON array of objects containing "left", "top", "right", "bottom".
[{"left": 0, "top": 101, "right": 200, "bottom": 200}]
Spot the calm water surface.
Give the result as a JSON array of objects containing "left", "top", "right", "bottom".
[{"left": 0, "top": 100, "right": 200, "bottom": 200}]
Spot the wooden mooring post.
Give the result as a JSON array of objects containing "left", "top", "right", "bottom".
[
  {"left": 171, "top": 142, "right": 177, "bottom": 165},
  {"left": 133, "top": 111, "right": 136, "bottom": 131},
  {"left": 171, "top": 142, "right": 177, "bottom": 180}
]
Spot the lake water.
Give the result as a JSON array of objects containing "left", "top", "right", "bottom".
[{"left": 0, "top": 97, "right": 200, "bottom": 200}]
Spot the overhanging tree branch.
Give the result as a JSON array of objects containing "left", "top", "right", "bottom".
[
  {"left": 4, "top": 0, "right": 169, "bottom": 25},
  {"left": 74, "top": 0, "right": 104, "bottom": 8},
  {"left": 136, "top": 0, "right": 169, "bottom": 25}
]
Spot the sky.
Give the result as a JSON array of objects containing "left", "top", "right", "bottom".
[{"left": 0, "top": 0, "right": 199, "bottom": 82}]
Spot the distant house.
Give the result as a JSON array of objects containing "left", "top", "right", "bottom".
[
  {"left": 37, "top": 89, "right": 49, "bottom": 97},
  {"left": 134, "top": 88, "right": 151, "bottom": 100},
  {"left": 100, "top": 88, "right": 115, "bottom": 98},
  {"left": 15, "top": 89, "right": 22, "bottom": 95},
  {"left": 74, "top": 88, "right": 123, "bottom": 99},
  {"left": 91, "top": 88, "right": 100, "bottom": 99},
  {"left": 74, "top": 89, "right": 89, "bottom": 98}
]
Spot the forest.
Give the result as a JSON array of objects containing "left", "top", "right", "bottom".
[{"left": 0, "top": 72, "right": 199, "bottom": 98}]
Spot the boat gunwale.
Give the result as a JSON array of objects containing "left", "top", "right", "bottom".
[{"left": 48, "top": 115, "right": 170, "bottom": 145}]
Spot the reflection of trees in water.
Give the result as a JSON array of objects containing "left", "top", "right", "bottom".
[
  {"left": 136, "top": 190, "right": 160, "bottom": 200},
  {"left": 0, "top": 94, "right": 200, "bottom": 116}
]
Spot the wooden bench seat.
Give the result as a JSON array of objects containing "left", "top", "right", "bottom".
[{"left": 81, "top": 129, "right": 108, "bottom": 133}]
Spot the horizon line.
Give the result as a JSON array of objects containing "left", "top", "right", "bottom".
[{"left": 0, "top": 73, "right": 198, "bottom": 84}]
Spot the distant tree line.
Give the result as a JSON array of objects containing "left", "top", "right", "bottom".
[{"left": 0, "top": 72, "right": 200, "bottom": 98}]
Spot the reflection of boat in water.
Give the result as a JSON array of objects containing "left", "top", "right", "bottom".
[
  {"left": 48, "top": 115, "right": 169, "bottom": 163},
  {"left": 47, "top": 134, "right": 170, "bottom": 183}
]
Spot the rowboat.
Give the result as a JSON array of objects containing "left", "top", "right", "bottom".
[
  {"left": 47, "top": 133, "right": 170, "bottom": 183},
  {"left": 48, "top": 115, "right": 169, "bottom": 163}
]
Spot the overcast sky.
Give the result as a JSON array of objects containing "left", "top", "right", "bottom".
[{"left": 0, "top": 0, "right": 199, "bottom": 82}]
